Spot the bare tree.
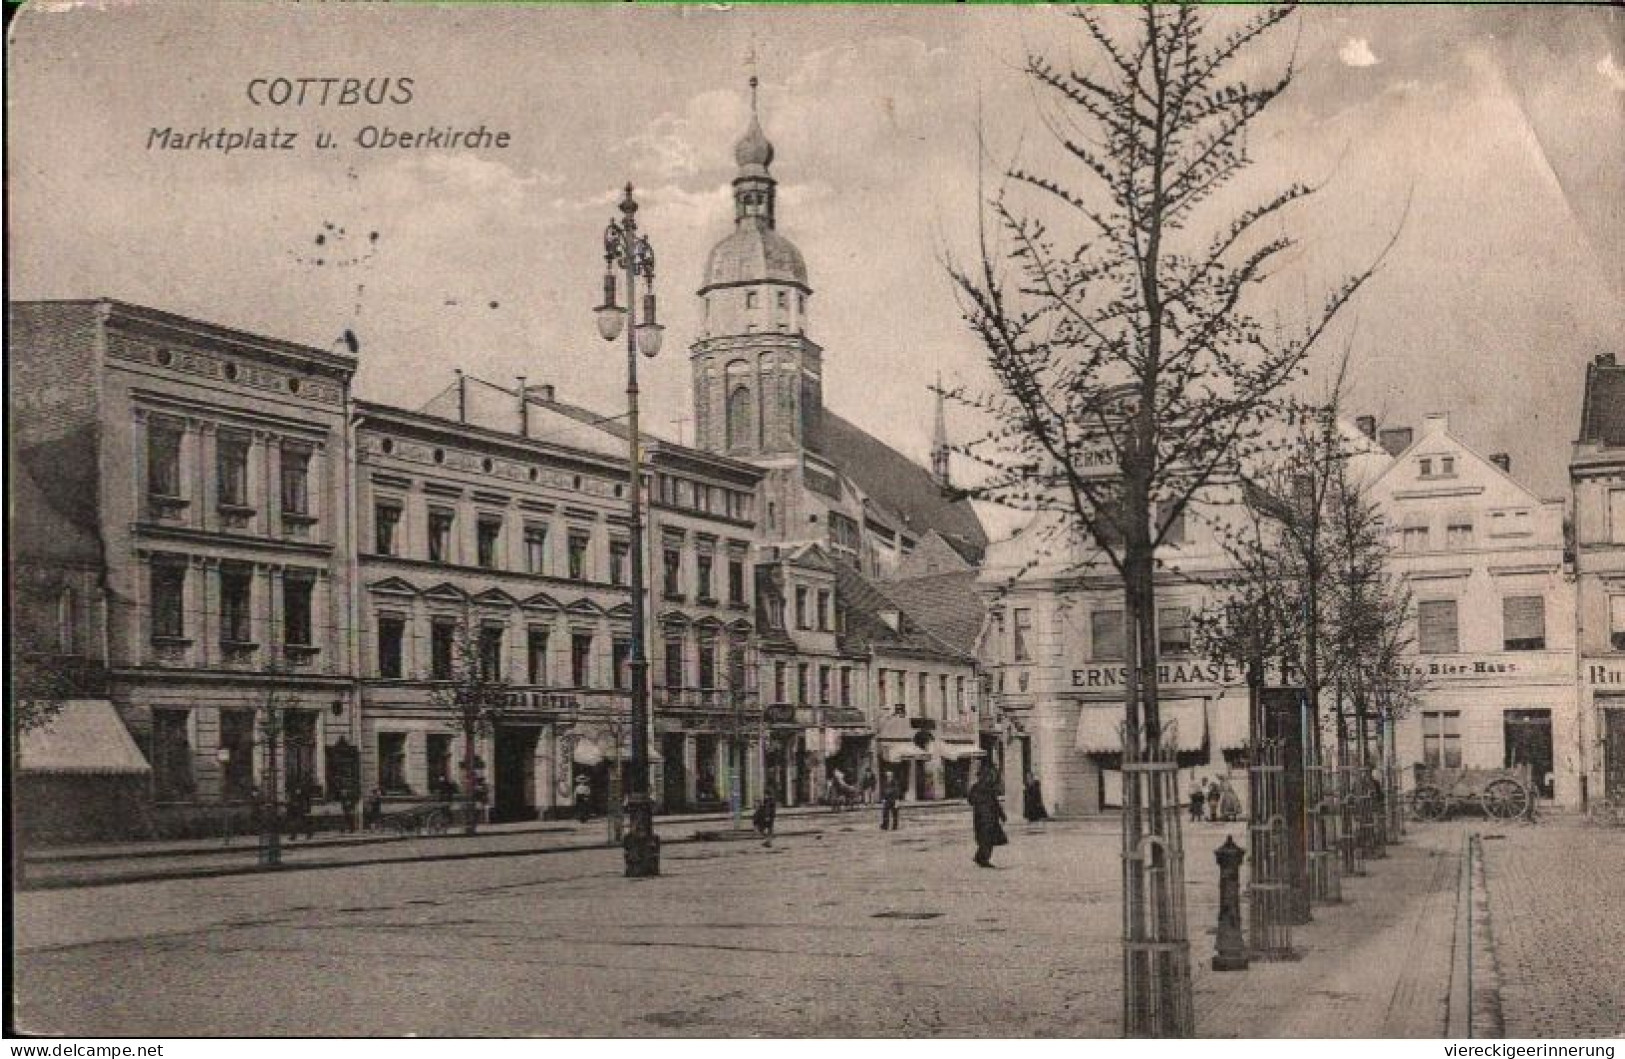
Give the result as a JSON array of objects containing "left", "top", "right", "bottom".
[
  {"left": 426, "top": 612, "right": 510, "bottom": 835},
  {"left": 944, "top": 4, "right": 1395, "bottom": 1035}
]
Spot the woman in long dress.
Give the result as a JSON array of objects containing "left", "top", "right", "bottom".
[{"left": 968, "top": 767, "right": 1009, "bottom": 868}]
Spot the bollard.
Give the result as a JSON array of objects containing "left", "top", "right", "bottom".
[{"left": 1213, "top": 835, "right": 1250, "bottom": 971}]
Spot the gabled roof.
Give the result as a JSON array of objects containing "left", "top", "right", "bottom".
[
  {"left": 522, "top": 591, "right": 562, "bottom": 610},
  {"left": 422, "top": 582, "right": 469, "bottom": 602},
  {"left": 818, "top": 411, "right": 988, "bottom": 561},
  {"left": 878, "top": 570, "right": 987, "bottom": 656},
  {"left": 1579, "top": 357, "right": 1625, "bottom": 447},
  {"left": 831, "top": 561, "right": 974, "bottom": 665}
]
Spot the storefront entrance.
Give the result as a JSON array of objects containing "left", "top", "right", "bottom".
[
  {"left": 1604, "top": 707, "right": 1625, "bottom": 799},
  {"left": 1503, "top": 710, "right": 1554, "bottom": 800},
  {"left": 492, "top": 725, "right": 539, "bottom": 822},
  {"left": 661, "top": 733, "right": 688, "bottom": 812}
]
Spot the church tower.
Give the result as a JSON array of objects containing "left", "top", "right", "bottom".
[
  {"left": 691, "top": 76, "right": 823, "bottom": 466},
  {"left": 930, "top": 372, "right": 951, "bottom": 488}
]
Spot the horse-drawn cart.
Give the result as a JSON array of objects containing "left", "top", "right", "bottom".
[{"left": 1410, "top": 764, "right": 1533, "bottom": 822}]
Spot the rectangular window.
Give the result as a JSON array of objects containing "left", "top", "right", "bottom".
[
  {"left": 728, "top": 559, "right": 746, "bottom": 605},
  {"left": 283, "top": 575, "right": 313, "bottom": 647},
  {"left": 217, "top": 433, "right": 250, "bottom": 508},
  {"left": 956, "top": 676, "right": 966, "bottom": 716},
  {"left": 151, "top": 708, "right": 195, "bottom": 802},
  {"left": 1441, "top": 456, "right": 1456, "bottom": 476},
  {"left": 1418, "top": 600, "right": 1460, "bottom": 655},
  {"left": 568, "top": 531, "right": 590, "bottom": 581},
  {"left": 428, "top": 507, "right": 455, "bottom": 564},
  {"left": 774, "top": 661, "right": 788, "bottom": 703},
  {"left": 1401, "top": 524, "right": 1430, "bottom": 552},
  {"left": 919, "top": 673, "right": 929, "bottom": 715},
  {"left": 375, "top": 503, "right": 402, "bottom": 556},
  {"left": 378, "top": 732, "right": 409, "bottom": 794},
  {"left": 612, "top": 639, "right": 631, "bottom": 691},
  {"left": 377, "top": 615, "right": 404, "bottom": 678},
  {"left": 147, "top": 421, "right": 183, "bottom": 499},
  {"left": 1158, "top": 606, "right": 1192, "bottom": 656},
  {"left": 151, "top": 563, "right": 186, "bottom": 642},
  {"left": 664, "top": 636, "right": 684, "bottom": 690},
  {"left": 527, "top": 627, "right": 549, "bottom": 685},
  {"left": 220, "top": 566, "right": 252, "bottom": 644},
  {"left": 697, "top": 553, "right": 715, "bottom": 600},
  {"left": 571, "top": 632, "right": 593, "bottom": 687},
  {"left": 431, "top": 620, "right": 455, "bottom": 679},
  {"left": 524, "top": 524, "right": 548, "bottom": 574},
  {"left": 477, "top": 516, "right": 503, "bottom": 569},
  {"left": 478, "top": 625, "right": 504, "bottom": 681},
  {"left": 1611, "top": 490, "right": 1625, "bottom": 544},
  {"left": 1611, "top": 595, "right": 1625, "bottom": 652},
  {"left": 1419, "top": 457, "right": 1433, "bottom": 478},
  {"left": 609, "top": 540, "right": 629, "bottom": 586},
  {"left": 1502, "top": 596, "right": 1546, "bottom": 651},
  {"left": 1446, "top": 515, "right": 1474, "bottom": 549},
  {"left": 280, "top": 445, "right": 311, "bottom": 516},
  {"left": 819, "top": 665, "right": 832, "bottom": 705},
  {"left": 663, "top": 547, "right": 683, "bottom": 598},
  {"left": 798, "top": 663, "right": 810, "bottom": 705},
  {"left": 1091, "top": 609, "right": 1125, "bottom": 661},
  {"left": 219, "top": 710, "right": 256, "bottom": 801},
  {"left": 841, "top": 667, "right": 853, "bottom": 708},
  {"left": 817, "top": 589, "right": 832, "bottom": 632},
  {"left": 425, "top": 734, "right": 452, "bottom": 793},
  {"left": 1013, "top": 609, "right": 1033, "bottom": 662},
  {"left": 728, "top": 645, "right": 747, "bottom": 693},
  {"left": 698, "top": 638, "right": 717, "bottom": 689},
  {"left": 795, "top": 586, "right": 810, "bottom": 629},
  {"left": 1421, "top": 710, "right": 1462, "bottom": 769}
]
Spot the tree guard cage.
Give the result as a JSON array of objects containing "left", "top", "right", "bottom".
[
  {"left": 1247, "top": 738, "right": 1295, "bottom": 961},
  {"left": 1336, "top": 763, "right": 1367, "bottom": 877},
  {"left": 1382, "top": 713, "right": 1406, "bottom": 844},
  {"left": 1306, "top": 760, "right": 1342, "bottom": 904},
  {"left": 1119, "top": 721, "right": 1194, "bottom": 1038}
]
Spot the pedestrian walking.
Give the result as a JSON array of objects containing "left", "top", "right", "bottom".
[
  {"left": 879, "top": 773, "right": 900, "bottom": 830},
  {"left": 1218, "top": 776, "right": 1242, "bottom": 822},
  {"left": 339, "top": 781, "right": 359, "bottom": 833},
  {"left": 1023, "top": 776, "right": 1049, "bottom": 822},
  {"left": 574, "top": 775, "right": 593, "bottom": 823},
  {"left": 860, "top": 770, "right": 877, "bottom": 806},
  {"left": 752, "top": 790, "right": 778, "bottom": 847},
  {"left": 1189, "top": 781, "right": 1207, "bottom": 823},
  {"left": 968, "top": 766, "right": 1008, "bottom": 868},
  {"left": 286, "top": 778, "right": 316, "bottom": 841},
  {"left": 1207, "top": 776, "right": 1222, "bottom": 822},
  {"left": 365, "top": 785, "right": 384, "bottom": 831}
]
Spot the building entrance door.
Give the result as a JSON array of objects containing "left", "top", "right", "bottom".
[
  {"left": 1503, "top": 710, "right": 1554, "bottom": 800},
  {"left": 1603, "top": 708, "right": 1625, "bottom": 799},
  {"left": 662, "top": 733, "right": 688, "bottom": 812},
  {"left": 493, "top": 725, "right": 539, "bottom": 822}
]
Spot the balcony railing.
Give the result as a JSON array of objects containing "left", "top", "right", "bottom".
[{"left": 652, "top": 687, "right": 756, "bottom": 712}]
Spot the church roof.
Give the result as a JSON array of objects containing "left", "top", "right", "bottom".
[
  {"left": 819, "top": 410, "right": 989, "bottom": 561},
  {"left": 701, "top": 222, "right": 808, "bottom": 293}
]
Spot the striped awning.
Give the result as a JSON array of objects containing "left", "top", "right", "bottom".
[
  {"left": 19, "top": 701, "right": 150, "bottom": 775},
  {"left": 1208, "top": 695, "right": 1251, "bottom": 751},
  {"left": 880, "top": 741, "right": 930, "bottom": 764},
  {"left": 1075, "top": 699, "right": 1207, "bottom": 754}
]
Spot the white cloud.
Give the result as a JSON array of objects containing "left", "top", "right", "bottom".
[
  {"left": 1598, "top": 53, "right": 1625, "bottom": 93},
  {"left": 1339, "top": 37, "right": 1381, "bottom": 68}
]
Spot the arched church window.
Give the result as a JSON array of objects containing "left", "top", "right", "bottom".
[{"left": 727, "top": 385, "right": 753, "bottom": 452}]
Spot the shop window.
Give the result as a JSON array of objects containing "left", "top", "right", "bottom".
[
  {"left": 1502, "top": 596, "right": 1545, "bottom": 651},
  {"left": 151, "top": 708, "right": 195, "bottom": 802},
  {"left": 1418, "top": 600, "right": 1459, "bottom": 654},
  {"left": 1421, "top": 711, "right": 1462, "bottom": 769},
  {"left": 426, "top": 734, "right": 452, "bottom": 793},
  {"left": 219, "top": 709, "right": 256, "bottom": 801}
]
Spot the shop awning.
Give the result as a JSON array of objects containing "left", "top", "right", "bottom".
[
  {"left": 18, "top": 701, "right": 150, "bottom": 775},
  {"left": 1208, "top": 695, "right": 1251, "bottom": 751},
  {"left": 572, "top": 733, "right": 661, "bottom": 766},
  {"left": 880, "top": 741, "right": 930, "bottom": 764},
  {"left": 1075, "top": 699, "right": 1207, "bottom": 754},
  {"left": 938, "top": 742, "right": 987, "bottom": 761}
]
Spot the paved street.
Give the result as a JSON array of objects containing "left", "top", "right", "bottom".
[{"left": 11, "top": 810, "right": 1517, "bottom": 1038}]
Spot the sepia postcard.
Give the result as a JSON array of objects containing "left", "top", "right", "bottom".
[{"left": 5, "top": 0, "right": 1623, "bottom": 1043}]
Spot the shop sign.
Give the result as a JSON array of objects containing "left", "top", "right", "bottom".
[
  {"left": 1585, "top": 663, "right": 1625, "bottom": 686},
  {"left": 1072, "top": 661, "right": 1243, "bottom": 689},
  {"left": 1397, "top": 653, "right": 1571, "bottom": 681}
]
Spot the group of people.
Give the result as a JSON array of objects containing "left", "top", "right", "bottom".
[{"left": 1190, "top": 775, "right": 1242, "bottom": 822}]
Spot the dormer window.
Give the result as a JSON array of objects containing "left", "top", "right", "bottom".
[
  {"left": 1418, "top": 458, "right": 1432, "bottom": 477},
  {"left": 1441, "top": 456, "right": 1455, "bottom": 476}
]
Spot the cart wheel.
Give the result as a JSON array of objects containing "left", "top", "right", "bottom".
[
  {"left": 1481, "top": 779, "right": 1529, "bottom": 820},
  {"left": 1411, "top": 786, "right": 1448, "bottom": 822}
]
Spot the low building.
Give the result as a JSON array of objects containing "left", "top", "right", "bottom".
[
  {"left": 1372, "top": 413, "right": 1578, "bottom": 805},
  {"left": 1570, "top": 352, "right": 1625, "bottom": 807}
]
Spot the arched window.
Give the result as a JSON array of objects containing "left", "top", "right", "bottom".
[{"left": 727, "top": 385, "right": 753, "bottom": 452}]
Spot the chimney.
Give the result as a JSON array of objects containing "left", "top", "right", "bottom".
[
  {"left": 1378, "top": 427, "right": 1413, "bottom": 457},
  {"left": 533, "top": 383, "right": 556, "bottom": 403},
  {"left": 1598, "top": 352, "right": 1618, "bottom": 368},
  {"left": 1422, "top": 412, "right": 1449, "bottom": 436},
  {"left": 455, "top": 369, "right": 467, "bottom": 423},
  {"left": 517, "top": 376, "right": 529, "bottom": 438},
  {"left": 1356, "top": 415, "right": 1377, "bottom": 440},
  {"left": 1490, "top": 453, "right": 1511, "bottom": 474}
]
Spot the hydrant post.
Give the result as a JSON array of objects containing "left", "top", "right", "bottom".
[{"left": 1213, "top": 835, "right": 1250, "bottom": 971}]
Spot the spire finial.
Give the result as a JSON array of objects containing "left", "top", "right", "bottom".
[
  {"left": 746, "top": 41, "right": 760, "bottom": 115},
  {"left": 931, "top": 372, "right": 951, "bottom": 488}
]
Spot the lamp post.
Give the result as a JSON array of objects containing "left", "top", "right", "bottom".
[{"left": 595, "top": 183, "right": 664, "bottom": 877}]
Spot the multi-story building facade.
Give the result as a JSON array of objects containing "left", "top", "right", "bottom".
[
  {"left": 1570, "top": 352, "right": 1625, "bottom": 807},
  {"left": 1372, "top": 413, "right": 1578, "bottom": 805},
  {"left": 9, "top": 300, "right": 359, "bottom": 833}
]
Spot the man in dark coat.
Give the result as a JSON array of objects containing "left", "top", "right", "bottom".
[
  {"left": 968, "top": 767, "right": 1008, "bottom": 868},
  {"left": 879, "top": 774, "right": 900, "bottom": 831},
  {"left": 1023, "top": 776, "right": 1049, "bottom": 822},
  {"left": 752, "top": 790, "right": 778, "bottom": 847}
]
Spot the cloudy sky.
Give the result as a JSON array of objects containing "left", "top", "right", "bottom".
[{"left": 8, "top": 3, "right": 1622, "bottom": 520}]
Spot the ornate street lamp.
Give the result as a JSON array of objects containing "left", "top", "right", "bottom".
[{"left": 596, "top": 183, "right": 662, "bottom": 877}]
